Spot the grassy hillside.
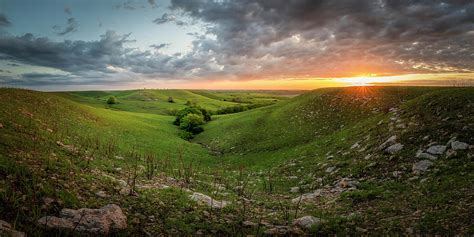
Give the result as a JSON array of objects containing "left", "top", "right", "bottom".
[
  {"left": 58, "top": 89, "right": 287, "bottom": 115},
  {"left": 0, "top": 87, "right": 473, "bottom": 235}
]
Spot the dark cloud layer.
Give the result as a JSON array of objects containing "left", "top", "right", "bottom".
[
  {"left": 0, "top": 14, "right": 11, "bottom": 27},
  {"left": 169, "top": 0, "right": 474, "bottom": 78},
  {"left": 1, "top": 0, "right": 473, "bottom": 87}
]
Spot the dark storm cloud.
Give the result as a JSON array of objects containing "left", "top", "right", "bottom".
[
  {"left": 168, "top": 0, "right": 474, "bottom": 77},
  {"left": 0, "top": 14, "right": 11, "bottom": 27}
]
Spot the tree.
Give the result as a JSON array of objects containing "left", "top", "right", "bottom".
[
  {"left": 173, "top": 107, "right": 203, "bottom": 125},
  {"left": 167, "top": 96, "right": 175, "bottom": 103},
  {"left": 107, "top": 96, "right": 117, "bottom": 104},
  {"left": 179, "top": 114, "right": 204, "bottom": 134}
]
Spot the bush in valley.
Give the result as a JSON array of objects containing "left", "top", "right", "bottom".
[
  {"left": 107, "top": 96, "right": 117, "bottom": 104},
  {"left": 179, "top": 114, "right": 204, "bottom": 132},
  {"left": 179, "top": 131, "right": 194, "bottom": 140},
  {"left": 167, "top": 96, "right": 175, "bottom": 103},
  {"left": 173, "top": 107, "right": 203, "bottom": 125},
  {"left": 174, "top": 106, "right": 211, "bottom": 139}
]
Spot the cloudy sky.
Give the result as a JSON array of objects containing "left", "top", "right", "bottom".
[{"left": 0, "top": 0, "right": 473, "bottom": 90}]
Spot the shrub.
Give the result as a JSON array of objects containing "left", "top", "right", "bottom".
[
  {"left": 179, "top": 131, "right": 194, "bottom": 140},
  {"left": 173, "top": 107, "right": 203, "bottom": 125},
  {"left": 179, "top": 114, "right": 204, "bottom": 133},
  {"left": 107, "top": 96, "right": 117, "bottom": 104},
  {"left": 167, "top": 96, "right": 175, "bottom": 103}
]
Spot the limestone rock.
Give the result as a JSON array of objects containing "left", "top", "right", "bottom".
[
  {"left": 0, "top": 220, "right": 26, "bottom": 237},
  {"left": 412, "top": 160, "right": 433, "bottom": 175},
  {"left": 37, "top": 204, "right": 127, "bottom": 235},
  {"left": 426, "top": 145, "right": 446, "bottom": 155},
  {"left": 293, "top": 216, "right": 323, "bottom": 229},
  {"left": 385, "top": 143, "right": 404, "bottom": 154},
  {"left": 189, "top": 192, "right": 229, "bottom": 209},
  {"left": 379, "top": 135, "right": 397, "bottom": 150},
  {"left": 451, "top": 141, "right": 469, "bottom": 150}
]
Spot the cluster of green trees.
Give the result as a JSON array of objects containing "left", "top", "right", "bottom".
[
  {"left": 214, "top": 103, "right": 266, "bottom": 115},
  {"left": 173, "top": 106, "right": 211, "bottom": 140}
]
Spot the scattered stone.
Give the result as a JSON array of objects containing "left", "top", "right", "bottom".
[
  {"left": 265, "top": 226, "right": 288, "bottom": 235},
  {"left": 451, "top": 141, "right": 469, "bottom": 150},
  {"left": 288, "top": 176, "right": 298, "bottom": 180},
  {"left": 416, "top": 152, "right": 437, "bottom": 160},
  {"left": 0, "top": 220, "right": 26, "bottom": 237},
  {"left": 189, "top": 192, "right": 229, "bottom": 209},
  {"left": 385, "top": 143, "right": 404, "bottom": 154},
  {"left": 290, "top": 187, "right": 300, "bottom": 193},
  {"left": 446, "top": 149, "right": 457, "bottom": 158},
  {"left": 392, "top": 171, "right": 402, "bottom": 178},
  {"left": 114, "top": 156, "right": 124, "bottom": 160},
  {"left": 412, "top": 160, "right": 433, "bottom": 175},
  {"left": 379, "top": 135, "right": 397, "bottom": 150},
  {"left": 95, "top": 191, "right": 109, "bottom": 198},
  {"left": 37, "top": 204, "right": 127, "bottom": 235},
  {"left": 291, "top": 190, "right": 322, "bottom": 203},
  {"left": 325, "top": 166, "right": 336, "bottom": 173},
  {"left": 242, "top": 220, "right": 257, "bottom": 228},
  {"left": 351, "top": 142, "right": 360, "bottom": 149},
  {"left": 426, "top": 145, "right": 446, "bottom": 155},
  {"left": 293, "top": 216, "right": 323, "bottom": 229},
  {"left": 0, "top": 123, "right": 3, "bottom": 129}
]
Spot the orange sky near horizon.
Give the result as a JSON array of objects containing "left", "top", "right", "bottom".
[{"left": 134, "top": 72, "right": 474, "bottom": 91}]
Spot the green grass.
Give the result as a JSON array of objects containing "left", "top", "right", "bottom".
[
  {"left": 58, "top": 89, "right": 287, "bottom": 115},
  {"left": 0, "top": 86, "right": 473, "bottom": 235}
]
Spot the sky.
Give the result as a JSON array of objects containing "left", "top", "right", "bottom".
[{"left": 0, "top": 0, "right": 473, "bottom": 91}]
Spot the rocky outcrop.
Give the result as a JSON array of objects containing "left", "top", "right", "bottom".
[
  {"left": 189, "top": 192, "right": 229, "bottom": 209},
  {"left": 37, "top": 204, "right": 127, "bottom": 235},
  {"left": 293, "top": 216, "right": 324, "bottom": 230},
  {"left": 0, "top": 220, "right": 25, "bottom": 237},
  {"left": 412, "top": 160, "right": 433, "bottom": 175}
]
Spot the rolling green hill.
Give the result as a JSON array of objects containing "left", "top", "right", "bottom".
[
  {"left": 58, "top": 89, "right": 288, "bottom": 115},
  {"left": 0, "top": 87, "right": 473, "bottom": 235}
]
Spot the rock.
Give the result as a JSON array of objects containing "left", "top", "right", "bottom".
[
  {"left": 385, "top": 143, "right": 404, "bottom": 154},
  {"left": 416, "top": 152, "right": 437, "bottom": 160},
  {"left": 379, "top": 135, "right": 397, "bottom": 150},
  {"left": 37, "top": 204, "right": 127, "bottom": 235},
  {"left": 0, "top": 220, "right": 26, "bottom": 237},
  {"left": 290, "top": 187, "right": 300, "bottom": 193},
  {"left": 293, "top": 216, "right": 323, "bottom": 229},
  {"left": 451, "top": 141, "right": 469, "bottom": 150},
  {"left": 291, "top": 190, "right": 321, "bottom": 203},
  {"left": 95, "top": 191, "right": 109, "bottom": 198},
  {"left": 446, "top": 149, "right": 457, "bottom": 158},
  {"left": 242, "top": 220, "right": 257, "bottom": 228},
  {"left": 0, "top": 123, "right": 3, "bottom": 129},
  {"left": 265, "top": 226, "right": 288, "bottom": 235},
  {"left": 351, "top": 142, "right": 360, "bottom": 149},
  {"left": 426, "top": 145, "right": 446, "bottom": 155},
  {"left": 189, "top": 192, "right": 229, "bottom": 209},
  {"left": 412, "top": 160, "right": 433, "bottom": 175},
  {"left": 325, "top": 166, "right": 336, "bottom": 173}
]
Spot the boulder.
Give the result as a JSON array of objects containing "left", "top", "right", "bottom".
[
  {"left": 37, "top": 204, "right": 127, "bottom": 235},
  {"left": 379, "top": 135, "right": 397, "bottom": 150},
  {"left": 293, "top": 216, "right": 323, "bottom": 229},
  {"left": 291, "top": 190, "right": 322, "bottom": 203},
  {"left": 416, "top": 152, "right": 437, "bottom": 160},
  {"left": 0, "top": 220, "right": 26, "bottom": 237},
  {"left": 385, "top": 143, "right": 404, "bottom": 154},
  {"left": 426, "top": 145, "right": 446, "bottom": 155},
  {"left": 451, "top": 141, "right": 469, "bottom": 150},
  {"left": 412, "top": 160, "right": 433, "bottom": 175},
  {"left": 189, "top": 192, "right": 229, "bottom": 209}
]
